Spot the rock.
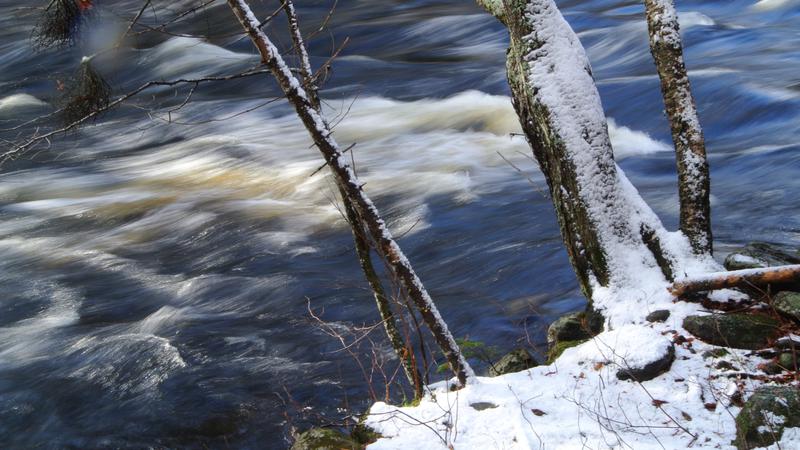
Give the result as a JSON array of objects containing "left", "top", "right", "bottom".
[
  {"left": 546, "top": 339, "right": 586, "bottom": 364},
  {"left": 350, "top": 423, "right": 380, "bottom": 447},
  {"left": 775, "top": 335, "right": 800, "bottom": 350},
  {"left": 682, "top": 313, "right": 781, "bottom": 350},
  {"left": 715, "top": 361, "right": 737, "bottom": 371},
  {"left": 760, "top": 361, "right": 785, "bottom": 375},
  {"left": 470, "top": 402, "right": 498, "bottom": 411},
  {"left": 646, "top": 310, "right": 670, "bottom": 323},
  {"left": 737, "top": 242, "right": 800, "bottom": 266},
  {"left": 547, "top": 310, "right": 603, "bottom": 345},
  {"left": 778, "top": 352, "right": 796, "bottom": 370},
  {"left": 773, "top": 291, "right": 800, "bottom": 321},
  {"left": 489, "top": 348, "right": 539, "bottom": 376},
  {"left": 724, "top": 253, "right": 768, "bottom": 271},
  {"left": 291, "top": 428, "right": 359, "bottom": 450},
  {"left": 702, "top": 348, "right": 729, "bottom": 359},
  {"left": 734, "top": 386, "right": 800, "bottom": 450},
  {"left": 616, "top": 344, "right": 675, "bottom": 382}
]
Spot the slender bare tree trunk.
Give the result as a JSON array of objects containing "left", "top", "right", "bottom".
[
  {"left": 339, "top": 187, "right": 424, "bottom": 398},
  {"left": 644, "top": 0, "right": 712, "bottom": 255},
  {"left": 227, "top": 0, "right": 474, "bottom": 385},
  {"left": 282, "top": 2, "right": 422, "bottom": 397},
  {"left": 282, "top": 1, "right": 319, "bottom": 110}
]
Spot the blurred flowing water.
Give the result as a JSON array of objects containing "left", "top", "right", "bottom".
[{"left": 0, "top": 0, "right": 798, "bottom": 447}]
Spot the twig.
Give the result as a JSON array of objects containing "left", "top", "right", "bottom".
[{"left": 3, "top": 68, "right": 270, "bottom": 163}]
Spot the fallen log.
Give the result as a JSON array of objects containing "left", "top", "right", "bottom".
[{"left": 669, "top": 264, "right": 800, "bottom": 297}]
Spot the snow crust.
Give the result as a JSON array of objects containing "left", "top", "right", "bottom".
[{"left": 366, "top": 308, "right": 776, "bottom": 449}]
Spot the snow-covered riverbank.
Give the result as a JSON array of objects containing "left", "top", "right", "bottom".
[{"left": 364, "top": 255, "right": 800, "bottom": 449}]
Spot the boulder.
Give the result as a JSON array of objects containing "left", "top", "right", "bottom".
[
  {"left": 778, "top": 352, "right": 796, "bottom": 370},
  {"left": 724, "top": 253, "right": 767, "bottom": 271},
  {"left": 734, "top": 386, "right": 800, "bottom": 450},
  {"left": 291, "top": 428, "right": 359, "bottom": 450},
  {"left": 489, "top": 348, "right": 539, "bottom": 376},
  {"left": 547, "top": 310, "right": 603, "bottom": 345},
  {"left": 646, "top": 310, "right": 670, "bottom": 323},
  {"left": 682, "top": 313, "right": 781, "bottom": 350},
  {"left": 350, "top": 423, "right": 380, "bottom": 447},
  {"left": 616, "top": 344, "right": 675, "bottom": 382},
  {"left": 742, "top": 242, "right": 800, "bottom": 266},
  {"left": 773, "top": 291, "right": 800, "bottom": 321}
]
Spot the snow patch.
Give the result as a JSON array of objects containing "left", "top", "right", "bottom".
[{"left": 569, "top": 325, "right": 672, "bottom": 370}]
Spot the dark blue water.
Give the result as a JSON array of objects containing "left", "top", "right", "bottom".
[{"left": 0, "top": 0, "right": 798, "bottom": 448}]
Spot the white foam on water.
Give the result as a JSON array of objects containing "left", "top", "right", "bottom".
[
  {"left": 67, "top": 334, "right": 186, "bottom": 397},
  {"left": 141, "top": 37, "right": 255, "bottom": 79},
  {"left": 403, "top": 14, "right": 507, "bottom": 58},
  {"left": 607, "top": 118, "right": 671, "bottom": 157},
  {"left": 0, "top": 91, "right": 670, "bottom": 252},
  {"left": 678, "top": 11, "right": 716, "bottom": 28},
  {"left": 752, "top": 0, "right": 797, "bottom": 11},
  {"left": 0, "top": 93, "right": 47, "bottom": 111},
  {"left": 580, "top": 10, "right": 714, "bottom": 74}
]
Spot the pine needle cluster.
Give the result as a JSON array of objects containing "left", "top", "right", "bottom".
[
  {"left": 60, "top": 59, "right": 110, "bottom": 125},
  {"left": 32, "top": 0, "right": 94, "bottom": 50}
]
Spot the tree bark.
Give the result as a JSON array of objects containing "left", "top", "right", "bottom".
[
  {"left": 479, "top": 0, "right": 679, "bottom": 299},
  {"left": 669, "top": 265, "right": 800, "bottom": 297},
  {"left": 644, "top": 0, "right": 712, "bottom": 255},
  {"left": 283, "top": 1, "right": 422, "bottom": 397},
  {"left": 339, "top": 186, "right": 423, "bottom": 398},
  {"left": 227, "top": 0, "right": 474, "bottom": 385}
]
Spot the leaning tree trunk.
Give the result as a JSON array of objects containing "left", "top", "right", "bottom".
[
  {"left": 281, "top": 2, "right": 422, "bottom": 397},
  {"left": 478, "top": 0, "right": 690, "bottom": 300},
  {"left": 644, "top": 0, "right": 712, "bottom": 255},
  {"left": 339, "top": 186, "right": 423, "bottom": 398},
  {"left": 227, "top": 0, "right": 474, "bottom": 386}
]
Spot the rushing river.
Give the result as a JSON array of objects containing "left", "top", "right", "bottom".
[{"left": 0, "top": 0, "right": 798, "bottom": 448}]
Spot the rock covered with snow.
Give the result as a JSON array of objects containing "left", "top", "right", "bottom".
[
  {"left": 569, "top": 325, "right": 674, "bottom": 381},
  {"left": 734, "top": 386, "right": 800, "bottom": 450},
  {"left": 774, "top": 291, "right": 800, "bottom": 322}
]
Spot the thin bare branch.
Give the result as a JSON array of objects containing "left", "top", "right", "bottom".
[{"left": 3, "top": 68, "right": 270, "bottom": 163}]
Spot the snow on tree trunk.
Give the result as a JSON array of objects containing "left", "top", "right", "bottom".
[
  {"left": 645, "top": 0, "right": 712, "bottom": 255},
  {"left": 226, "top": 0, "right": 474, "bottom": 385},
  {"left": 339, "top": 185, "right": 424, "bottom": 397},
  {"left": 283, "top": 0, "right": 422, "bottom": 396},
  {"left": 478, "top": 0, "right": 711, "bottom": 306}
]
